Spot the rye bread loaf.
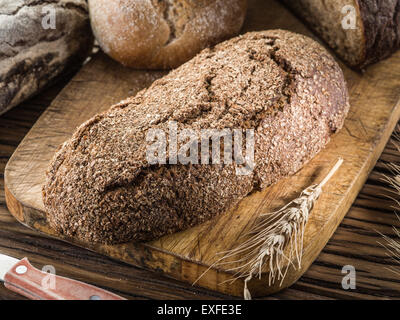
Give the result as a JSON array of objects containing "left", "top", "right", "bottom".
[
  {"left": 88, "top": 0, "right": 247, "bottom": 69},
  {"left": 0, "top": 0, "right": 93, "bottom": 115},
  {"left": 281, "top": 0, "right": 400, "bottom": 69},
  {"left": 43, "top": 30, "right": 349, "bottom": 244}
]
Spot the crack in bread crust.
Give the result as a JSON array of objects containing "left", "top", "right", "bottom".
[
  {"left": 1, "top": 0, "right": 88, "bottom": 16},
  {"left": 0, "top": 0, "right": 92, "bottom": 115}
]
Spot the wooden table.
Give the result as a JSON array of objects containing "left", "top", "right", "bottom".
[{"left": 1, "top": 72, "right": 400, "bottom": 300}]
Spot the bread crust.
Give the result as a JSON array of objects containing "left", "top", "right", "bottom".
[
  {"left": 0, "top": 0, "right": 93, "bottom": 115},
  {"left": 43, "top": 30, "right": 349, "bottom": 244},
  {"left": 357, "top": 0, "right": 400, "bottom": 68},
  {"left": 88, "top": 0, "right": 247, "bottom": 69},
  {"left": 281, "top": 0, "right": 400, "bottom": 69}
]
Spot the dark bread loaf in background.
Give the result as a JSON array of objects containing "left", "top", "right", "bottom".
[
  {"left": 43, "top": 30, "right": 349, "bottom": 244},
  {"left": 0, "top": 0, "right": 93, "bottom": 116},
  {"left": 281, "top": 0, "right": 400, "bottom": 69},
  {"left": 88, "top": 0, "right": 248, "bottom": 69}
]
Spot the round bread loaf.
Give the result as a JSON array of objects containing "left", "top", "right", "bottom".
[
  {"left": 43, "top": 30, "right": 349, "bottom": 244},
  {"left": 282, "top": 0, "right": 400, "bottom": 69},
  {"left": 0, "top": 0, "right": 93, "bottom": 115},
  {"left": 88, "top": 0, "right": 248, "bottom": 69}
]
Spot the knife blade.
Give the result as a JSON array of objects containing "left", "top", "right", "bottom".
[{"left": 0, "top": 253, "right": 126, "bottom": 300}]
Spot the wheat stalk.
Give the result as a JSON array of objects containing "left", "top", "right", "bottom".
[
  {"left": 378, "top": 219, "right": 400, "bottom": 277},
  {"left": 379, "top": 125, "right": 400, "bottom": 274},
  {"left": 193, "top": 158, "right": 343, "bottom": 299}
]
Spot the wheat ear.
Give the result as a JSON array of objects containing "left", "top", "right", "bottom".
[{"left": 193, "top": 158, "right": 343, "bottom": 299}]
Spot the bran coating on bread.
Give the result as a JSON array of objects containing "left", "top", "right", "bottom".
[{"left": 43, "top": 30, "right": 349, "bottom": 244}]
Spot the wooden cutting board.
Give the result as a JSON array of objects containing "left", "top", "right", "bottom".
[{"left": 4, "top": 0, "right": 400, "bottom": 297}]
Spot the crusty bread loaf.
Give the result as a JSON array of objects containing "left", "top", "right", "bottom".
[
  {"left": 0, "top": 0, "right": 93, "bottom": 116},
  {"left": 43, "top": 30, "right": 349, "bottom": 244},
  {"left": 88, "top": 0, "right": 247, "bottom": 69},
  {"left": 281, "top": 0, "right": 400, "bottom": 69}
]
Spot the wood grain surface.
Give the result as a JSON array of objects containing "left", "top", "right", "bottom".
[
  {"left": 1, "top": 77, "right": 400, "bottom": 300},
  {"left": 1, "top": 0, "right": 400, "bottom": 299}
]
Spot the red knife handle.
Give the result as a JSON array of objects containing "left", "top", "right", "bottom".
[{"left": 4, "top": 258, "right": 126, "bottom": 300}]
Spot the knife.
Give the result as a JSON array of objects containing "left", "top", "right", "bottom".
[{"left": 0, "top": 253, "right": 126, "bottom": 300}]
